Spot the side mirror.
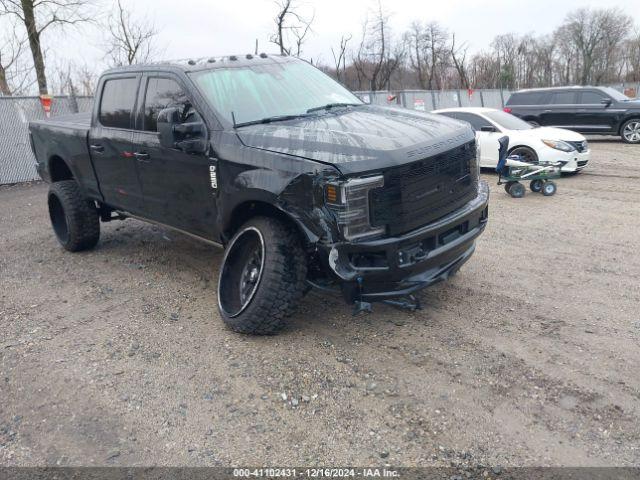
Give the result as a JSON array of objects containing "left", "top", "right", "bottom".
[
  {"left": 157, "top": 106, "right": 207, "bottom": 153},
  {"left": 601, "top": 98, "right": 613, "bottom": 107},
  {"left": 481, "top": 125, "right": 497, "bottom": 133},
  {"left": 157, "top": 107, "right": 181, "bottom": 149}
]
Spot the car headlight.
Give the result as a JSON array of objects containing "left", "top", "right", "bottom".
[
  {"left": 542, "top": 139, "right": 575, "bottom": 152},
  {"left": 325, "top": 176, "right": 385, "bottom": 240}
]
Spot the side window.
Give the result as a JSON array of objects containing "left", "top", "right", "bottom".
[
  {"left": 456, "top": 112, "right": 492, "bottom": 131},
  {"left": 550, "top": 91, "right": 577, "bottom": 105},
  {"left": 99, "top": 77, "right": 138, "bottom": 129},
  {"left": 143, "top": 77, "right": 189, "bottom": 132},
  {"left": 438, "top": 112, "right": 460, "bottom": 121},
  {"left": 580, "top": 91, "right": 608, "bottom": 104},
  {"left": 508, "top": 92, "right": 548, "bottom": 106}
]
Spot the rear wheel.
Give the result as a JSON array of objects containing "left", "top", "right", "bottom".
[
  {"left": 530, "top": 179, "right": 544, "bottom": 192},
  {"left": 621, "top": 119, "right": 640, "bottom": 144},
  {"left": 218, "top": 216, "right": 307, "bottom": 335},
  {"left": 48, "top": 180, "right": 100, "bottom": 252},
  {"left": 509, "top": 146, "right": 538, "bottom": 164}
]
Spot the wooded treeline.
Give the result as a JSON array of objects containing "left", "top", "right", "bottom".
[{"left": 322, "top": 3, "right": 640, "bottom": 92}]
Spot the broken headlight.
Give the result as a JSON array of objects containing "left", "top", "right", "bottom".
[{"left": 325, "top": 176, "right": 385, "bottom": 241}]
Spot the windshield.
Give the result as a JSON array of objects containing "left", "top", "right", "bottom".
[
  {"left": 484, "top": 110, "right": 533, "bottom": 130},
  {"left": 189, "top": 60, "right": 362, "bottom": 125},
  {"left": 599, "top": 87, "right": 631, "bottom": 101}
]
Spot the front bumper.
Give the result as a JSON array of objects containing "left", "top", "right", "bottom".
[
  {"left": 324, "top": 181, "right": 489, "bottom": 302},
  {"left": 560, "top": 150, "right": 590, "bottom": 172}
]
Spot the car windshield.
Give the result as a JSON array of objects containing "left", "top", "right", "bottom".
[
  {"left": 599, "top": 87, "right": 631, "bottom": 101},
  {"left": 483, "top": 110, "right": 533, "bottom": 130},
  {"left": 189, "top": 60, "right": 362, "bottom": 126}
]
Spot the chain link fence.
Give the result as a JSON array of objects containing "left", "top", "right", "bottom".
[
  {"left": 0, "top": 96, "right": 92, "bottom": 185},
  {"left": 354, "top": 83, "right": 640, "bottom": 111},
  {"left": 355, "top": 89, "right": 511, "bottom": 110}
]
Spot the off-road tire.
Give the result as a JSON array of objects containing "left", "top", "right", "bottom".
[
  {"left": 218, "top": 216, "right": 307, "bottom": 335},
  {"left": 48, "top": 180, "right": 100, "bottom": 252}
]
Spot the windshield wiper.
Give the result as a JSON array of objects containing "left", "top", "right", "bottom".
[
  {"left": 234, "top": 113, "right": 310, "bottom": 129},
  {"left": 306, "top": 103, "right": 362, "bottom": 114}
]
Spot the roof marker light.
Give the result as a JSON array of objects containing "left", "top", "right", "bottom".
[
  {"left": 259, "top": 53, "right": 268, "bottom": 58},
  {"left": 246, "top": 54, "right": 253, "bottom": 59},
  {"left": 229, "top": 55, "right": 238, "bottom": 61},
  {"left": 187, "top": 59, "right": 196, "bottom": 65}
]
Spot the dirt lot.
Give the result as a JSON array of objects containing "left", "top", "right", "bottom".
[{"left": 1, "top": 138, "right": 639, "bottom": 468}]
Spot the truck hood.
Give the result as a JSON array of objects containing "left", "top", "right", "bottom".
[{"left": 235, "top": 105, "right": 475, "bottom": 175}]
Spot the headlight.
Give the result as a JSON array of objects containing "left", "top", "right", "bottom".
[
  {"left": 542, "top": 139, "right": 575, "bottom": 152},
  {"left": 325, "top": 176, "right": 385, "bottom": 240}
]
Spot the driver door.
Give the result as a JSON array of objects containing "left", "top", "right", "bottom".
[
  {"left": 132, "top": 73, "right": 218, "bottom": 239},
  {"left": 455, "top": 112, "right": 502, "bottom": 168}
]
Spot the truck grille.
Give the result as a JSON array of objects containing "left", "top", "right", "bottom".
[{"left": 370, "top": 141, "right": 478, "bottom": 236}]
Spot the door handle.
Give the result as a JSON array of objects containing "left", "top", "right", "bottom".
[
  {"left": 543, "top": 109, "right": 552, "bottom": 113},
  {"left": 134, "top": 152, "right": 151, "bottom": 161},
  {"left": 90, "top": 144, "right": 104, "bottom": 153}
]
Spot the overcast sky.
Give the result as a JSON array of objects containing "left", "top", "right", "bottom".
[{"left": 28, "top": 0, "right": 640, "bottom": 73}]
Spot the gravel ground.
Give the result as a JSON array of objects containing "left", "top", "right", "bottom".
[{"left": 1, "top": 138, "right": 639, "bottom": 467}]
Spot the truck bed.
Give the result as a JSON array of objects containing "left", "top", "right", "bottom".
[
  {"left": 31, "top": 112, "right": 92, "bottom": 130},
  {"left": 29, "top": 112, "right": 101, "bottom": 199}
]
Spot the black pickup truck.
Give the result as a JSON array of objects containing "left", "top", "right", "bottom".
[{"left": 29, "top": 54, "right": 489, "bottom": 334}]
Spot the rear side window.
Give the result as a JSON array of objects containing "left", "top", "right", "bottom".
[
  {"left": 99, "top": 77, "right": 138, "bottom": 129},
  {"left": 550, "top": 91, "right": 577, "bottom": 105},
  {"left": 455, "top": 112, "right": 493, "bottom": 131},
  {"left": 507, "top": 91, "right": 549, "bottom": 106},
  {"left": 579, "top": 91, "right": 609, "bottom": 104},
  {"left": 143, "top": 77, "right": 189, "bottom": 131}
]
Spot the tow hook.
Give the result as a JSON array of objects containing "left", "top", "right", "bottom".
[{"left": 352, "top": 276, "right": 372, "bottom": 315}]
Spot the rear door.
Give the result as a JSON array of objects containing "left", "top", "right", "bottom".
[
  {"left": 576, "top": 90, "right": 616, "bottom": 132},
  {"left": 89, "top": 74, "right": 144, "bottom": 213},
  {"left": 541, "top": 91, "right": 578, "bottom": 128},
  {"left": 132, "top": 73, "right": 218, "bottom": 239}
]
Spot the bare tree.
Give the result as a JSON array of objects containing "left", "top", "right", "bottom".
[
  {"left": 0, "top": 20, "right": 24, "bottom": 95},
  {"left": 105, "top": 0, "right": 159, "bottom": 66},
  {"left": 352, "top": 0, "right": 404, "bottom": 91},
  {"left": 269, "top": 0, "right": 314, "bottom": 57},
  {"left": 0, "top": 0, "right": 93, "bottom": 94},
  {"left": 450, "top": 33, "right": 469, "bottom": 89},
  {"left": 331, "top": 34, "right": 351, "bottom": 83},
  {"left": 558, "top": 7, "right": 632, "bottom": 85}
]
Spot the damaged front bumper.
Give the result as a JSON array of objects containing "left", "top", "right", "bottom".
[{"left": 324, "top": 181, "right": 489, "bottom": 303}]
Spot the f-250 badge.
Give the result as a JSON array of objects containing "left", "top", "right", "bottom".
[{"left": 209, "top": 165, "right": 217, "bottom": 190}]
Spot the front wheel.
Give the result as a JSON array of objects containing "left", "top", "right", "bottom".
[
  {"left": 509, "top": 146, "right": 538, "bottom": 164},
  {"left": 508, "top": 182, "right": 526, "bottom": 198},
  {"left": 621, "top": 119, "right": 640, "bottom": 144},
  {"left": 217, "top": 217, "right": 307, "bottom": 335},
  {"left": 542, "top": 181, "right": 557, "bottom": 196}
]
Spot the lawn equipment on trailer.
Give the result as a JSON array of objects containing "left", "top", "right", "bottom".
[{"left": 496, "top": 137, "right": 567, "bottom": 198}]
